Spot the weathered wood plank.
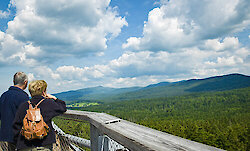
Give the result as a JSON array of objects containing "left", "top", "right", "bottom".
[
  {"left": 62, "top": 110, "right": 224, "bottom": 151},
  {"left": 90, "top": 124, "right": 103, "bottom": 151}
]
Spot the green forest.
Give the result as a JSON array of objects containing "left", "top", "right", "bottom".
[{"left": 54, "top": 87, "right": 250, "bottom": 151}]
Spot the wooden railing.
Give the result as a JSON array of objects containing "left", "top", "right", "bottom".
[{"left": 61, "top": 110, "right": 224, "bottom": 151}]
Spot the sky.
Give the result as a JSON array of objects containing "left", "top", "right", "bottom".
[{"left": 0, "top": 0, "right": 249, "bottom": 94}]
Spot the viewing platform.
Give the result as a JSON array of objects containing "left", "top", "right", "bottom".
[
  {"left": 0, "top": 110, "right": 225, "bottom": 151},
  {"left": 56, "top": 110, "right": 224, "bottom": 151}
]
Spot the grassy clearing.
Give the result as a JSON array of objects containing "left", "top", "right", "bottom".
[{"left": 66, "top": 102, "right": 99, "bottom": 108}]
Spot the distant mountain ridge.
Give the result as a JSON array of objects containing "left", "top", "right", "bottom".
[
  {"left": 143, "top": 82, "right": 172, "bottom": 89},
  {"left": 54, "top": 86, "right": 141, "bottom": 101},
  {"left": 186, "top": 74, "right": 250, "bottom": 92},
  {"left": 54, "top": 73, "right": 250, "bottom": 102}
]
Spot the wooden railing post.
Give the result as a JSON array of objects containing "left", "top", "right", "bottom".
[{"left": 90, "top": 124, "right": 102, "bottom": 151}]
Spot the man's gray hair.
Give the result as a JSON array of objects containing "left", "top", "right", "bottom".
[{"left": 13, "top": 72, "right": 28, "bottom": 86}]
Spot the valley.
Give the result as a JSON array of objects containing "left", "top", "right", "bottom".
[{"left": 53, "top": 74, "right": 250, "bottom": 151}]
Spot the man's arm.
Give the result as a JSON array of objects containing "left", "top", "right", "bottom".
[{"left": 12, "top": 103, "right": 26, "bottom": 143}]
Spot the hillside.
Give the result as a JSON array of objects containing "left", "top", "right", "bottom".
[
  {"left": 54, "top": 86, "right": 141, "bottom": 102},
  {"left": 56, "top": 87, "right": 250, "bottom": 151},
  {"left": 80, "top": 87, "right": 250, "bottom": 151},
  {"left": 54, "top": 73, "right": 250, "bottom": 102}
]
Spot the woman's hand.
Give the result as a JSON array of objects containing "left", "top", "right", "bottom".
[
  {"left": 46, "top": 94, "right": 57, "bottom": 100},
  {"left": 43, "top": 92, "right": 57, "bottom": 100}
]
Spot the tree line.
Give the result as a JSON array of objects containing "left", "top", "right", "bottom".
[{"left": 54, "top": 87, "right": 250, "bottom": 151}]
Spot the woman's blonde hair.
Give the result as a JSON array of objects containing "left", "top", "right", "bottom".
[{"left": 28, "top": 80, "right": 47, "bottom": 96}]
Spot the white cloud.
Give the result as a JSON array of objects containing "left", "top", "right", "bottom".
[
  {"left": 205, "top": 56, "right": 244, "bottom": 67},
  {"left": 122, "top": 37, "right": 141, "bottom": 49},
  {"left": 204, "top": 37, "right": 239, "bottom": 51},
  {"left": 27, "top": 73, "right": 35, "bottom": 81},
  {"left": 103, "top": 75, "right": 165, "bottom": 88},
  {"left": 0, "top": 0, "right": 16, "bottom": 18},
  {"left": 204, "top": 39, "right": 223, "bottom": 51},
  {"left": 0, "top": 10, "right": 10, "bottom": 18},
  {"left": 1, "top": 0, "right": 249, "bottom": 93},
  {"left": 37, "top": 36, "right": 249, "bottom": 92},
  {"left": 193, "top": 69, "right": 218, "bottom": 77},
  {"left": 0, "top": 31, "right": 4, "bottom": 40},
  {"left": 33, "top": 66, "right": 60, "bottom": 80},
  {"left": 8, "top": 0, "right": 127, "bottom": 56},
  {"left": 56, "top": 65, "right": 113, "bottom": 80},
  {"left": 0, "top": 32, "right": 42, "bottom": 66},
  {"left": 217, "top": 56, "right": 243, "bottom": 65},
  {"left": 123, "top": 0, "right": 250, "bottom": 52},
  {"left": 0, "top": 0, "right": 127, "bottom": 66}
]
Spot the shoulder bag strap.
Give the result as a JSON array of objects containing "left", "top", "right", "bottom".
[
  {"left": 27, "top": 100, "right": 33, "bottom": 109},
  {"left": 35, "top": 99, "right": 45, "bottom": 108}
]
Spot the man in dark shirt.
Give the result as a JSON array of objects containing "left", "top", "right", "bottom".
[{"left": 0, "top": 72, "right": 29, "bottom": 150}]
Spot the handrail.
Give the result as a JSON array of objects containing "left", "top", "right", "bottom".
[
  {"left": 61, "top": 110, "right": 224, "bottom": 151},
  {"left": 52, "top": 121, "right": 91, "bottom": 149}
]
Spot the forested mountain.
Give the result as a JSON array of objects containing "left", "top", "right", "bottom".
[
  {"left": 53, "top": 76, "right": 250, "bottom": 151},
  {"left": 79, "top": 87, "right": 250, "bottom": 151},
  {"left": 54, "top": 86, "right": 141, "bottom": 101},
  {"left": 185, "top": 73, "right": 250, "bottom": 92},
  {"left": 54, "top": 73, "right": 250, "bottom": 102}
]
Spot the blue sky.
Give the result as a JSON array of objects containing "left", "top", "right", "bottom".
[{"left": 0, "top": 0, "right": 249, "bottom": 93}]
